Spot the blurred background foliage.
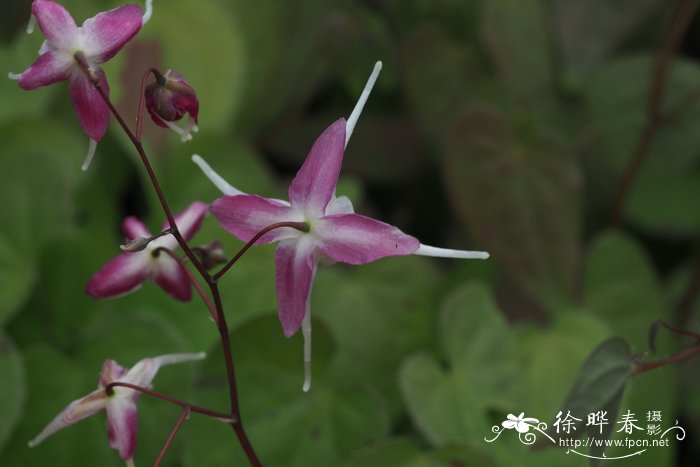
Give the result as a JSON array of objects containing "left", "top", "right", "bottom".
[{"left": 1, "top": 0, "right": 700, "bottom": 466}]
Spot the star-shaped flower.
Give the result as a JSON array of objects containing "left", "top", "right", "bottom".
[
  {"left": 194, "top": 62, "right": 488, "bottom": 391},
  {"left": 86, "top": 202, "right": 208, "bottom": 301},
  {"left": 28, "top": 352, "right": 206, "bottom": 467},
  {"left": 9, "top": 0, "right": 145, "bottom": 170}
]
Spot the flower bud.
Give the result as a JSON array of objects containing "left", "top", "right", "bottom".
[{"left": 145, "top": 69, "right": 199, "bottom": 141}]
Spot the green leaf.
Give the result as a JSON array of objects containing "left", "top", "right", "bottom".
[
  {"left": 0, "top": 335, "right": 25, "bottom": 452},
  {"left": 585, "top": 231, "right": 669, "bottom": 351},
  {"left": 399, "top": 283, "right": 517, "bottom": 446},
  {"left": 0, "top": 346, "right": 121, "bottom": 467},
  {"left": 445, "top": 107, "right": 582, "bottom": 310},
  {"left": 183, "top": 314, "right": 389, "bottom": 467},
  {"left": 552, "top": 0, "right": 664, "bottom": 85},
  {"left": 479, "top": 0, "right": 552, "bottom": 101},
  {"left": 548, "top": 338, "right": 632, "bottom": 441},
  {"left": 0, "top": 119, "right": 84, "bottom": 326}
]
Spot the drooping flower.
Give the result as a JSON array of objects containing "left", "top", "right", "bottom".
[
  {"left": 86, "top": 202, "right": 208, "bottom": 301},
  {"left": 145, "top": 69, "right": 199, "bottom": 142},
  {"left": 194, "top": 62, "right": 488, "bottom": 391},
  {"left": 9, "top": 0, "right": 146, "bottom": 170},
  {"left": 28, "top": 352, "right": 206, "bottom": 467}
]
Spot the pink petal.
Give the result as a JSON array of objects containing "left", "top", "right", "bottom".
[
  {"left": 122, "top": 216, "right": 150, "bottom": 240},
  {"left": 32, "top": 0, "right": 80, "bottom": 51},
  {"left": 153, "top": 254, "right": 192, "bottom": 301},
  {"left": 105, "top": 397, "right": 138, "bottom": 461},
  {"left": 288, "top": 119, "right": 346, "bottom": 215},
  {"left": 314, "top": 213, "right": 419, "bottom": 265},
  {"left": 68, "top": 69, "right": 110, "bottom": 141},
  {"left": 17, "top": 50, "right": 73, "bottom": 90},
  {"left": 162, "top": 201, "right": 208, "bottom": 241},
  {"left": 81, "top": 4, "right": 143, "bottom": 63},
  {"left": 98, "top": 359, "right": 128, "bottom": 388},
  {"left": 211, "top": 195, "right": 302, "bottom": 244},
  {"left": 85, "top": 252, "right": 150, "bottom": 299},
  {"left": 29, "top": 389, "right": 108, "bottom": 448},
  {"left": 275, "top": 237, "right": 317, "bottom": 337}
]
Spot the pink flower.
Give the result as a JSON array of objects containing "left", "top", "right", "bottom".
[
  {"left": 86, "top": 202, "right": 208, "bottom": 301},
  {"left": 194, "top": 62, "right": 488, "bottom": 391},
  {"left": 28, "top": 352, "right": 206, "bottom": 467},
  {"left": 9, "top": 0, "right": 145, "bottom": 170},
  {"left": 145, "top": 69, "right": 199, "bottom": 142}
]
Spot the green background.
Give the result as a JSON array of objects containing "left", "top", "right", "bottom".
[{"left": 1, "top": 0, "right": 699, "bottom": 466}]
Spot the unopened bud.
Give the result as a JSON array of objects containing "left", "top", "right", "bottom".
[
  {"left": 192, "top": 240, "right": 227, "bottom": 270},
  {"left": 145, "top": 69, "right": 199, "bottom": 141},
  {"left": 120, "top": 236, "right": 151, "bottom": 252}
]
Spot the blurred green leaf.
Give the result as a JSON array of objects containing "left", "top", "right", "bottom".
[
  {"left": 584, "top": 55, "right": 700, "bottom": 230},
  {"left": 184, "top": 314, "right": 389, "bottom": 467},
  {"left": 315, "top": 256, "right": 440, "bottom": 418},
  {"left": 479, "top": 0, "right": 552, "bottom": 102},
  {"left": 446, "top": 106, "right": 582, "bottom": 310},
  {"left": 399, "top": 283, "right": 516, "bottom": 445},
  {"left": 545, "top": 338, "right": 632, "bottom": 443},
  {"left": 552, "top": 0, "right": 664, "bottom": 85},
  {"left": 585, "top": 231, "right": 669, "bottom": 351},
  {"left": 0, "top": 119, "right": 84, "bottom": 326},
  {"left": 1, "top": 346, "right": 121, "bottom": 467},
  {"left": 0, "top": 334, "right": 25, "bottom": 453}
]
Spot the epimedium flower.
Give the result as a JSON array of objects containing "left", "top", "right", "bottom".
[
  {"left": 86, "top": 201, "right": 208, "bottom": 301},
  {"left": 145, "top": 69, "right": 199, "bottom": 142},
  {"left": 9, "top": 0, "right": 150, "bottom": 170},
  {"left": 193, "top": 62, "right": 489, "bottom": 391},
  {"left": 28, "top": 352, "right": 206, "bottom": 467}
]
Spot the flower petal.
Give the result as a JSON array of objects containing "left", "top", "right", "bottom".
[
  {"left": 161, "top": 201, "right": 208, "bottom": 241},
  {"left": 288, "top": 119, "right": 346, "bottom": 215},
  {"left": 32, "top": 0, "right": 80, "bottom": 51},
  {"left": 105, "top": 396, "right": 138, "bottom": 461},
  {"left": 68, "top": 68, "right": 110, "bottom": 141},
  {"left": 81, "top": 4, "right": 143, "bottom": 63},
  {"left": 122, "top": 352, "right": 206, "bottom": 388},
  {"left": 211, "top": 195, "right": 302, "bottom": 244},
  {"left": 99, "top": 359, "right": 128, "bottom": 388},
  {"left": 17, "top": 50, "right": 73, "bottom": 90},
  {"left": 325, "top": 195, "right": 355, "bottom": 215},
  {"left": 122, "top": 216, "right": 150, "bottom": 240},
  {"left": 315, "top": 213, "right": 419, "bottom": 265},
  {"left": 85, "top": 252, "right": 150, "bottom": 299},
  {"left": 275, "top": 237, "right": 317, "bottom": 337},
  {"left": 28, "top": 389, "right": 108, "bottom": 448},
  {"left": 153, "top": 254, "right": 192, "bottom": 301},
  {"left": 191, "top": 154, "right": 246, "bottom": 196}
]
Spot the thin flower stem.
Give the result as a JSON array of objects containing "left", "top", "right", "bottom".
[
  {"left": 105, "top": 382, "right": 234, "bottom": 421},
  {"left": 154, "top": 407, "right": 191, "bottom": 467},
  {"left": 80, "top": 61, "right": 264, "bottom": 466},
  {"left": 609, "top": 0, "right": 700, "bottom": 226},
  {"left": 633, "top": 342, "right": 700, "bottom": 376},
  {"left": 136, "top": 68, "right": 160, "bottom": 141},
  {"left": 213, "top": 221, "right": 309, "bottom": 282},
  {"left": 153, "top": 247, "right": 218, "bottom": 323}
]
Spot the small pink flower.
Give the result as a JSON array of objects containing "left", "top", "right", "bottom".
[
  {"left": 9, "top": 0, "right": 145, "bottom": 169},
  {"left": 86, "top": 202, "right": 208, "bottom": 301},
  {"left": 145, "top": 69, "right": 199, "bottom": 142},
  {"left": 28, "top": 352, "right": 205, "bottom": 466},
  {"left": 194, "top": 62, "right": 488, "bottom": 391}
]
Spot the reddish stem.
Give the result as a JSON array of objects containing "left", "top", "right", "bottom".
[
  {"left": 105, "top": 382, "right": 234, "bottom": 421},
  {"left": 154, "top": 407, "right": 191, "bottom": 467},
  {"left": 154, "top": 247, "right": 219, "bottom": 323},
  {"left": 214, "top": 221, "right": 309, "bottom": 282}
]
